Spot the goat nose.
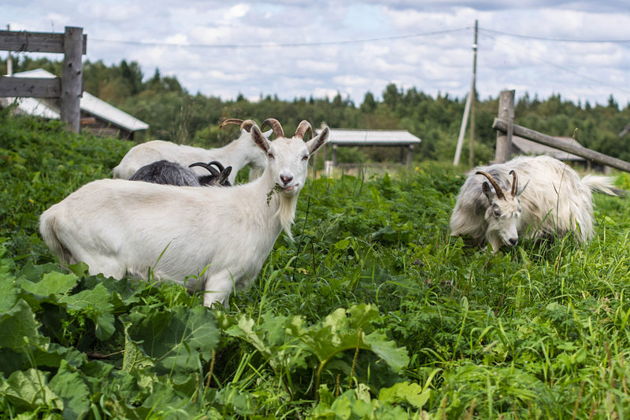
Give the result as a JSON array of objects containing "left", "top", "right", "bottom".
[
  {"left": 280, "top": 175, "right": 293, "bottom": 185},
  {"left": 509, "top": 238, "right": 518, "bottom": 246}
]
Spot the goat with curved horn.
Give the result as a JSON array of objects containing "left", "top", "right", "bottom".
[
  {"left": 294, "top": 120, "right": 312, "bottom": 139},
  {"left": 262, "top": 118, "right": 284, "bottom": 138},
  {"left": 475, "top": 171, "right": 505, "bottom": 199},
  {"left": 451, "top": 155, "right": 620, "bottom": 252}
]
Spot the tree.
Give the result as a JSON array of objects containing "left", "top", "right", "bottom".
[{"left": 361, "top": 92, "right": 377, "bottom": 113}]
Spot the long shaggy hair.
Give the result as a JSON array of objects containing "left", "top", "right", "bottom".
[{"left": 450, "top": 155, "right": 618, "bottom": 249}]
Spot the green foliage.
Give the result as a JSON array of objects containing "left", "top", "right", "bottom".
[
  {"left": 2, "top": 56, "right": 628, "bottom": 163},
  {"left": 0, "top": 113, "right": 629, "bottom": 418}
]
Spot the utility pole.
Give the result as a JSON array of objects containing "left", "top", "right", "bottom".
[
  {"left": 6, "top": 24, "right": 13, "bottom": 76},
  {"left": 468, "top": 20, "right": 478, "bottom": 167},
  {"left": 453, "top": 20, "right": 479, "bottom": 166}
]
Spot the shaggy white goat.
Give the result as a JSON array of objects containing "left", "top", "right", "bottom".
[
  {"left": 112, "top": 119, "right": 269, "bottom": 184},
  {"left": 40, "top": 119, "right": 328, "bottom": 307},
  {"left": 450, "top": 155, "right": 618, "bottom": 252}
]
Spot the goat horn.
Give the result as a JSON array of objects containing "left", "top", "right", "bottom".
[
  {"left": 509, "top": 170, "right": 518, "bottom": 196},
  {"left": 219, "top": 118, "right": 257, "bottom": 133},
  {"left": 208, "top": 161, "right": 225, "bottom": 172},
  {"left": 294, "top": 120, "right": 312, "bottom": 139},
  {"left": 476, "top": 171, "right": 505, "bottom": 199},
  {"left": 189, "top": 162, "right": 220, "bottom": 177},
  {"left": 239, "top": 119, "right": 256, "bottom": 132},
  {"left": 219, "top": 118, "right": 243, "bottom": 129},
  {"left": 261, "top": 118, "right": 284, "bottom": 138}
]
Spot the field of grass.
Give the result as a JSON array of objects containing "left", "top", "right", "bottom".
[{"left": 1, "top": 110, "right": 629, "bottom": 419}]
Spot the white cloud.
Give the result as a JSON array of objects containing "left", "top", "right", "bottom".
[{"left": 4, "top": 1, "right": 630, "bottom": 105}]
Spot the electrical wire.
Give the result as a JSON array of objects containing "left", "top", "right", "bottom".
[
  {"left": 479, "top": 32, "right": 630, "bottom": 96},
  {"left": 90, "top": 27, "right": 470, "bottom": 49},
  {"left": 479, "top": 28, "right": 630, "bottom": 44}
]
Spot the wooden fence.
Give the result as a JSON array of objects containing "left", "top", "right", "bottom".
[
  {"left": 0, "top": 26, "right": 86, "bottom": 132},
  {"left": 493, "top": 89, "right": 630, "bottom": 173}
]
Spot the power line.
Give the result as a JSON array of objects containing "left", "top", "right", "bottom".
[
  {"left": 479, "top": 28, "right": 630, "bottom": 44},
  {"left": 479, "top": 32, "right": 630, "bottom": 96},
  {"left": 91, "top": 27, "right": 470, "bottom": 49}
]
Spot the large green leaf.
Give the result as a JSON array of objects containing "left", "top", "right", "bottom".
[
  {"left": 0, "top": 275, "right": 18, "bottom": 313},
  {"left": 378, "top": 382, "right": 430, "bottom": 409},
  {"left": 17, "top": 270, "right": 78, "bottom": 297},
  {"left": 49, "top": 360, "right": 91, "bottom": 420},
  {"left": 0, "top": 299, "right": 45, "bottom": 351},
  {"left": 0, "top": 368, "right": 63, "bottom": 412},
  {"left": 225, "top": 312, "right": 307, "bottom": 371},
  {"left": 60, "top": 283, "right": 115, "bottom": 340},
  {"left": 126, "top": 306, "right": 219, "bottom": 373},
  {"left": 296, "top": 304, "right": 409, "bottom": 373}
]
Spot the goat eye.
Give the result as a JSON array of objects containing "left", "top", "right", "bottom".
[
  {"left": 267, "top": 153, "right": 274, "bottom": 159},
  {"left": 301, "top": 155, "right": 309, "bottom": 161},
  {"left": 493, "top": 210, "right": 501, "bottom": 217}
]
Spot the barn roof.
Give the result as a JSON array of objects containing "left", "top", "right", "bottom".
[
  {"left": 317, "top": 128, "right": 421, "bottom": 146},
  {"left": 512, "top": 136, "right": 585, "bottom": 161},
  {"left": 6, "top": 69, "right": 149, "bottom": 132}
]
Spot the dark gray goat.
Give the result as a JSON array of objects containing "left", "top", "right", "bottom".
[{"left": 130, "top": 160, "right": 232, "bottom": 186}]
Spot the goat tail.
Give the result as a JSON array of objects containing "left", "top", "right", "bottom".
[
  {"left": 39, "top": 210, "right": 72, "bottom": 265},
  {"left": 581, "top": 175, "right": 623, "bottom": 196}
]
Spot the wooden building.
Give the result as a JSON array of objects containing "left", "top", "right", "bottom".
[
  {"left": 318, "top": 128, "right": 422, "bottom": 168},
  {"left": 0, "top": 69, "right": 149, "bottom": 139}
]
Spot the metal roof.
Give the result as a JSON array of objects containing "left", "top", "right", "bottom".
[
  {"left": 512, "top": 136, "right": 585, "bottom": 161},
  {"left": 316, "top": 128, "right": 421, "bottom": 146},
  {"left": 8, "top": 69, "right": 149, "bottom": 132}
]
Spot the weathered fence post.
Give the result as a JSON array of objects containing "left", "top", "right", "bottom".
[
  {"left": 61, "top": 26, "right": 84, "bottom": 133},
  {"left": 494, "top": 89, "right": 515, "bottom": 163}
]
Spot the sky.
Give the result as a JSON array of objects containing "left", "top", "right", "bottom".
[{"left": 4, "top": 1, "right": 630, "bottom": 106}]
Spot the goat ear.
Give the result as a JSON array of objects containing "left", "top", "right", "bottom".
[
  {"left": 306, "top": 126, "right": 329, "bottom": 154},
  {"left": 220, "top": 167, "right": 232, "bottom": 184},
  {"left": 482, "top": 182, "right": 494, "bottom": 202},
  {"left": 250, "top": 125, "right": 271, "bottom": 153}
]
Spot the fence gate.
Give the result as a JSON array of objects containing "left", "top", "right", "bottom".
[
  {"left": 492, "top": 89, "right": 630, "bottom": 173},
  {"left": 0, "top": 26, "right": 86, "bottom": 132}
]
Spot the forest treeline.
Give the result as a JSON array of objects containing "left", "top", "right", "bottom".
[{"left": 2, "top": 56, "right": 629, "bottom": 163}]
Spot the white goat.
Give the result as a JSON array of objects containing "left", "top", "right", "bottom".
[
  {"left": 112, "top": 119, "right": 269, "bottom": 184},
  {"left": 40, "top": 119, "right": 328, "bottom": 307},
  {"left": 450, "top": 155, "right": 618, "bottom": 252}
]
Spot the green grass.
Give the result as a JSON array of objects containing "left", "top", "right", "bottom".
[{"left": 1, "top": 110, "right": 629, "bottom": 419}]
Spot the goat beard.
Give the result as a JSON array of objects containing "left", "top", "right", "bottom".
[{"left": 275, "top": 193, "right": 298, "bottom": 240}]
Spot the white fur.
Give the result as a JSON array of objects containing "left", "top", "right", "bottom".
[
  {"left": 112, "top": 128, "right": 272, "bottom": 184},
  {"left": 450, "top": 155, "right": 618, "bottom": 252},
  {"left": 41, "top": 125, "right": 329, "bottom": 307}
]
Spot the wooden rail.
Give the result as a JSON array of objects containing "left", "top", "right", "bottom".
[
  {"left": 0, "top": 27, "right": 86, "bottom": 132},
  {"left": 0, "top": 30, "right": 87, "bottom": 54},
  {"left": 493, "top": 117, "right": 630, "bottom": 173},
  {"left": 0, "top": 76, "right": 60, "bottom": 97}
]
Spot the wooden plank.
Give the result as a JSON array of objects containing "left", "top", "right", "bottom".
[
  {"left": 0, "top": 76, "right": 60, "bottom": 97},
  {"left": 60, "top": 27, "right": 84, "bottom": 133},
  {"left": 494, "top": 90, "right": 515, "bottom": 163},
  {"left": 493, "top": 118, "right": 630, "bottom": 173},
  {"left": 0, "top": 30, "right": 86, "bottom": 54}
]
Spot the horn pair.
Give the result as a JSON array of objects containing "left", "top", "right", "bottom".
[
  {"left": 189, "top": 160, "right": 225, "bottom": 177},
  {"left": 476, "top": 170, "right": 518, "bottom": 198},
  {"left": 223, "top": 118, "right": 313, "bottom": 139}
]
